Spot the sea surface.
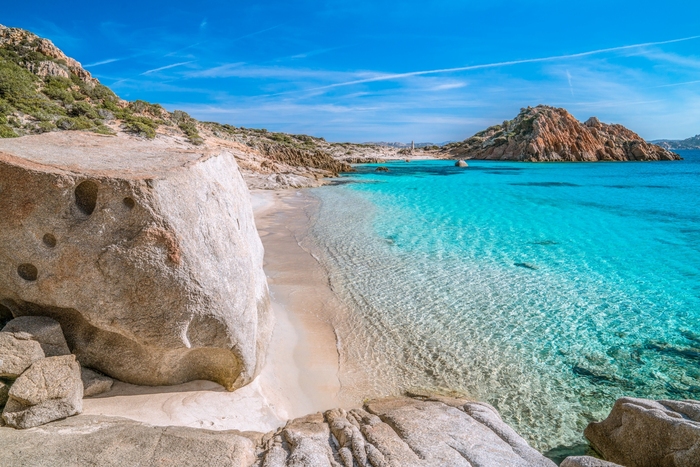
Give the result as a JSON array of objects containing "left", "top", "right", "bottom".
[{"left": 305, "top": 151, "right": 700, "bottom": 453}]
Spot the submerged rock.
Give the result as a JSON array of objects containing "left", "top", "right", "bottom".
[
  {"left": 2, "top": 316, "right": 70, "bottom": 357},
  {"left": 375, "top": 166, "right": 390, "bottom": 172},
  {"left": 0, "top": 132, "right": 273, "bottom": 391},
  {"left": 0, "top": 332, "right": 44, "bottom": 378},
  {"left": 2, "top": 355, "right": 83, "bottom": 428},
  {"left": 585, "top": 397, "right": 700, "bottom": 467}
]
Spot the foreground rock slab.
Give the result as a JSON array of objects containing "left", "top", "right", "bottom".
[
  {"left": 0, "top": 415, "right": 258, "bottom": 467},
  {"left": 2, "top": 354, "right": 83, "bottom": 428},
  {"left": 585, "top": 397, "right": 700, "bottom": 467},
  {"left": 0, "top": 131, "right": 273, "bottom": 390},
  {"left": 0, "top": 395, "right": 555, "bottom": 466}
]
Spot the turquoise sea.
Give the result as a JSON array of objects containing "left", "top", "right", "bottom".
[{"left": 306, "top": 151, "right": 700, "bottom": 453}]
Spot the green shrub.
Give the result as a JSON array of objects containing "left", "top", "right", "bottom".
[
  {"left": 0, "top": 124, "right": 17, "bottom": 137},
  {"left": 0, "top": 60, "right": 36, "bottom": 101},
  {"left": 36, "top": 121, "right": 55, "bottom": 133},
  {"left": 69, "top": 101, "right": 100, "bottom": 119}
]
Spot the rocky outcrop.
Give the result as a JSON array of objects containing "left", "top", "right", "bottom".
[
  {"left": 0, "top": 24, "right": 98, "bottom": 85},
  {"left": 0, "top": 332, "right": 44, "bottom": 378},
  {"left": 0, "top": 395, "right": 556, "bottom": 466},
  {"left": 0, "top": 131, "right": 273, "bottom": 391},
  {"left": 81, "top": 367, "right": 114, "bottom": 397},
  {"left": 654, "top": 134, "right": 700, "bottom": 150},
  {"left": 443, "top": 105, "right": 680, "bottom": 161},
  {"left": 585, "top": 397, "right": 700, "bottom": 467},
  {"left": 3, "top": 316, "right": 70, "bottom": 357},
  {"left": 560, "top": 457, "right": 622, "bottom": 467},
  {"left": 2, "top": 355, "right": 83, "bottom": 428},
  {"left": 258, "top": 395, "right": 556, "bottom": 467}
]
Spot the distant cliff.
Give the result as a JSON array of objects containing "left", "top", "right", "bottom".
[
  {"left": 653, "top": 134, "right": 700, "bottom": 150},
  {"left": 442, "top": 105, "right": 680, "bottom": 162}
]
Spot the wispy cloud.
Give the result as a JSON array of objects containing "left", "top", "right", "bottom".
[
  {"left": 652, "top": 79, "right": 700, "bottom": 88},
  {"left": 85, "top": 58, "right": 123, "bottom": 67},
  {"left": 141, "top": 61, "right": 194, "bottom": 75},
  {"left": 566, "top": 70, "right": 574, "bottom": 96},
  {"left": 430, "top": 82, "right": 467, "bottom": 91},
  {"left": 230, "top": 24, "right": 285, "bottom": 42},
  {"left": 307, "top": 35, "right": 700, "bottom": 92}
]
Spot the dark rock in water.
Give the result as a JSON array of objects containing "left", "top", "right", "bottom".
[
  {"left": 375, "top": 166, "right": 390, "bottom": 172},
  {"left": 645, "top": 341, "right": 700, "bottom": 361},
  {"left": 585, "top": 397, "right": 700, "bottom": 467},
  {"left": 681, "top": 329, "right": 700, "bottom": 345},
  {"left": 515, "top": 262, "right": 539, "bottom": 270},
  {"left": 572, "top": 365, "right": 621, "bottom": 386}
]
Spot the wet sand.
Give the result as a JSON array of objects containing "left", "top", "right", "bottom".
[{"left": 83, "top": 189, "right": 348, "bottom": 432}]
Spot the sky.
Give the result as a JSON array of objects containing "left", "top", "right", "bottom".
[{"left": 3, "top": 1, "right": 700, "bottom": 142}]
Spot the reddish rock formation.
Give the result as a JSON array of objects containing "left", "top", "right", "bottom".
[{"left": 443, "top": 106, "right": 680, "bottom": 162}]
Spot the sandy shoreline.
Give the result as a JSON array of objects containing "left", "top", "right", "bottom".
[{"left": 82, "top": 188, "right": 348, "bottom": 432}]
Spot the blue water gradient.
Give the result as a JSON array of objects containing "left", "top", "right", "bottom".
[{"left": 306, "top": 151, "right": 700, "bottom": 451}]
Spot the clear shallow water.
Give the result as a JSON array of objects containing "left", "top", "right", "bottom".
[{"left": 306, "top": 151, "right": 700, "bottom": 452}]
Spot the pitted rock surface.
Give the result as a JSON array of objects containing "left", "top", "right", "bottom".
[
  {"left": 0, "top": 131, "right": 273, "bottom": 390},
  {"left": 443, "top": 105, "right": 680, "bottom": 161}
]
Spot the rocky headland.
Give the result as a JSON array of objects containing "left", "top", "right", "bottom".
[
  {"left": 654, "top": 134, "right": 700, "bottom": 150},
  {"left": 442, "top": 105, "right": 680, "bottom": 162}
]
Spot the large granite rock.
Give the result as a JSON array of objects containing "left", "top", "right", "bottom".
[
  {"left": 585, "top": 397, "right": 700, "bottom": 467},
  {"left": 2, "top": 354, "right": 83, "bottom": 428},
  {"left": 0, "top": 415, "right": 258, "bottom": 466},
  {"left": 259, "top": 395, "right": 556, "bottom": 466},
  {"left": 443, "top": 105, "right": 680, "bottom": 161},
  {"left": 2, "top": 316, "right": 70, "bottom": 356},
  {"left": 0, "top": 332, "right": 45, "bottom": 378},
  {"left": 0, "top": 132, "right": 273, "bottom": 390},
  {"left": 560, "top": 456, "right": 623, "bottom": 467}
]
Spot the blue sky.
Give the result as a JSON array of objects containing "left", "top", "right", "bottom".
[{"left": 3, "top": 1, "right": 700, "bottom": 142}]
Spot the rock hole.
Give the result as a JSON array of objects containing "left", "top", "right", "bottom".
[
  {"left": 17, "top": 263, "right": 38, "bottom": 282},
  {"left": 42, "top": 233, "right": 57, "bottom": 248},
  {"left": 123, "top": 197, "right": 135, "bottom": 209},
  {"left": 75, "top": 181, "right": 98, "bottom": 216}
]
